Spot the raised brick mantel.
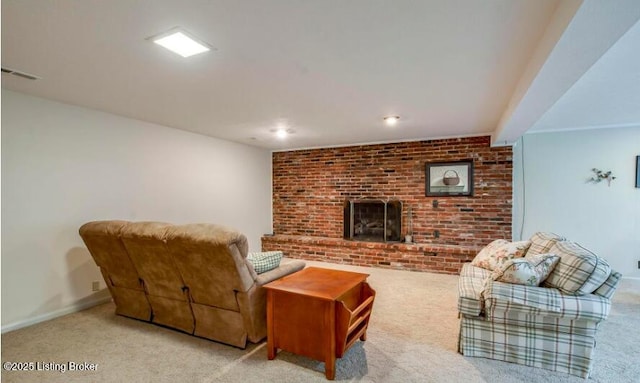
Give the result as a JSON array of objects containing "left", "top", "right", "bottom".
[
  {"left": 263, "top": 135, "right": 512, "bottom": 274},
  {"left": 262, "top": 235, "right": 478, "bottom": 274}
]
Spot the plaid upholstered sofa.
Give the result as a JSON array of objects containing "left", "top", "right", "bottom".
[{"left": 457, "top": 232, "right": 621, "bottom": 378}]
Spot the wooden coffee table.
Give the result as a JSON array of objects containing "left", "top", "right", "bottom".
[{"left": 263, "top": 267, "right": 375, "bottom": 380}]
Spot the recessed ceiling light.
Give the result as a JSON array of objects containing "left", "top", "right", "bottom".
[
  {"left": 271, "top": 125, "right": 295, "bottom": 140},
  {"left": 149, "top": 28, "right": 212, "bottom": 58},
  {"left": 384, "top": 116, "right": 400, "bottom": 126}
]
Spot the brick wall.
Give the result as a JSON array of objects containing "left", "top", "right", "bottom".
[{"left": 265, "top": 135, "right": 513, "bottom": 274}]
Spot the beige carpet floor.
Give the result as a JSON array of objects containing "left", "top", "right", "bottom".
[{"left": 2, "top": 260, "right": 639, "bottom": 383}]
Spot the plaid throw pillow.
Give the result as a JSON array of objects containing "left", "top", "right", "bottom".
[
  {"left": 543, "top": 241, "right": 611, "bottom": 295},
  {"left": 247, "top": 251, "right": 283, "bottom": 274},
  {"left": 527, "top": 232, "right": 564, "bottom": 256}
]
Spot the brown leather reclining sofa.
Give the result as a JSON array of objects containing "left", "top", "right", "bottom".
[{"left": 79, "top": 220, "right": 305, "bottom": 348}]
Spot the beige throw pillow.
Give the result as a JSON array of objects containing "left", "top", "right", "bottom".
[{"left": 471, "top": 240, "right": 531, "bottom": 271}]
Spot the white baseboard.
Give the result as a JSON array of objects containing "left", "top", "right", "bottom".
[{"left": 1, "top": 294, "right": 112, "bottom": 334}]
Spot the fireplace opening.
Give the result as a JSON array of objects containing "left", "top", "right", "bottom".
[{"left": 343, "top": 199, "right": 402, "bottom": 242}]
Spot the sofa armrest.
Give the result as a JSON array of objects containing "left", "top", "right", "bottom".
[
  {"left": 457, "top": 263, "right": 494, "bottom": 317},
  {"left": 484, "top": 280, "right": 611, "bottom": 321},
  {"left": 255, "top": 259, "right": 305, "bottom": 286},
  {"left": 458, "top": 275, "right": 487, "bottom": 317}
]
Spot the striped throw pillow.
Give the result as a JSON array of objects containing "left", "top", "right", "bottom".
[
  {"left": 527, "top": 232, "right": 564, "bottom": 256},
  {"left": 543, "top": 241, "right": 611, "bottom": 295}
]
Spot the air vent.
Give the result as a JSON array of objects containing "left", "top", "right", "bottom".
[{"left": 1, "top": 67, "right": 41, "bottom": 80}]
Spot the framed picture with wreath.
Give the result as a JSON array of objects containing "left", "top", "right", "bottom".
[{"left": 425, "top": 160, "right": 474, "bottom": 197}]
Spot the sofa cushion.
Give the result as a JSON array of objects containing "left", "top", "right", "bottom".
[
  {"left": 543, "top": 241, "right": 611, "bottom": 295},
  {"left": 491, "top": 253, "right": 560, "bottom": 286},
  {"left": 527, "top": 232, "right": 564, "bottom": 256},
  {"left": 247, "top": 251, "right": 283, "bottom": 274},
  {"left": 471, "top": 240, "right": 530, "bottom": 271}
]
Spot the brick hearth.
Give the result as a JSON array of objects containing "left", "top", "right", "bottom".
[
  {"left": 263, "top": 135, "right": 512, "bottom": 274},
  {"left": 262, "top": 235, "right": 477, "bottom": 274}
]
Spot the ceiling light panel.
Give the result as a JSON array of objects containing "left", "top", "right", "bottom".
[
  {"left": 384, "top": 116, "right": 400, "bottom": 126},
  {"left": 150, "top": 28, "right": 212, "bottom": 58}
]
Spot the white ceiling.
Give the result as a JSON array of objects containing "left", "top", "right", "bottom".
[{"left": 2, "top": 0, "right": 640, "bottom": 150}]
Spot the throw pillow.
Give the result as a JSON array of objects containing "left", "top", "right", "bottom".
[
  {"left": 471, "top": 239, "right": 508, "bottom": 270},
  {"left": 471, "top": 240, "right": 531, "bottom": 271},
  {"left": 247, "top": 251, "right": 283, "bottom": 274},
  {"left": 542, "top": 241, "right": 611, "bottom": 295},
  {"left": 491, "top": 253, "right": 560, "bottom": 286},
  {"left": 527, "top": 232, "right": 564, "bottom": 256}
]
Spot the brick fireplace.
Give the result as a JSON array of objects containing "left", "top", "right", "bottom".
[
  {"left": 262, "top": 136, "right": 512, "bottom": 274},
  {"left": 343, "top": 199, "right": 402, "bottom": 242}
]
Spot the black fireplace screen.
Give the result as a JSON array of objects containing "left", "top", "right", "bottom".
[{"left": 343, "top": 199, "right": 402, "bottom": 242}]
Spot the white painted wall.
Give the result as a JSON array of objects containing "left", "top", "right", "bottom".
[
  {"left": 1, "top": 90, "right": 273, "bottom": 329},
  {"left": 513, "top": 126, "right": 640, "bottom": 279}
]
